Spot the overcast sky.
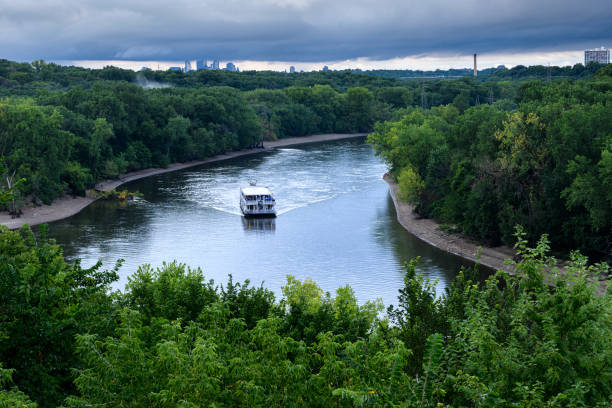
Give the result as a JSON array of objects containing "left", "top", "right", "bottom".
[{"left": 1, "top": 0, "right": 610, "bottom": 70}]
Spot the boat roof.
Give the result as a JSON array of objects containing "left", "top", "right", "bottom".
[{"left": 241, "top": 186, "right": 273, "bottom": 195}]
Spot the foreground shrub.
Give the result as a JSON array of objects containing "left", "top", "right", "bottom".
[{"left": 0, "top": 225, "right": 610, "bottom": 407}]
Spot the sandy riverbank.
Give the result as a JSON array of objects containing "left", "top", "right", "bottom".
[
  {"left": 0, "top": 133, "right": 368, "bottom": 229},
  {"left": 386, "top": 174, "right": 610, "bottom": 295},
  {"left": 385, "top": 174, "right": 516, "bottom": 274}
]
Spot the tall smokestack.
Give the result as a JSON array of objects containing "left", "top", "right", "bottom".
[{"left": 474, "top": 54, "right": 477, "bottom": 77}]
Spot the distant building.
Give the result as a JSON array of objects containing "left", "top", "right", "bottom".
[
  {"left": 225, "top": 62, "right": 237, "bottom": 72},
  {"left": 184, "top": 60, "right": 192, "bottom": 72},
  {"left": 169, "top": 66, "right": 182, "bottom": 71},
  {"left": 196, "top": 59, "right": 208, "bottom": 70},
  {"left": 289, "top": 66, "right": 295, "bottom": 73},
  {"left": 496, "top": 65, "right": 506, "bottom": 69},
  {"left": 139, "top": 66, "right": 148, "bottom": 72},
  {"left": 212, "top": 60, "right": 220, "bottom": 70},
  {"left": 585, "top": 47, "right": 610, "bottom": 65},
  {"left": 322, "top": 65, "right": 329, "bottom": 72}
]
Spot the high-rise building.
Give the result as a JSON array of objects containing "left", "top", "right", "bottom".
[
  {"left": 322, "top": 65, "right": 329, "bottom": 72},
  {"left": 585, "top": 47, "right": 610, "bottom": 65},
  {"left": 196, "top": 59, "right": 208, "bottom": 70},
  {"left": 289, "top": 66, "right": 295, "bottom": 73},
  {"left": 184, "top": 60, "right": 192, "bottom": 72},
  {"left": 225, "top": 62, "right": 237, "bottom": 72},
  {"left": 212, "top": 60, "right": 220, "bottom": 70}
]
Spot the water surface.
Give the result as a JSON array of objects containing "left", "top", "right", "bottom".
[{"left": 49, "top": 139, "right": 475, "bottom": 307}]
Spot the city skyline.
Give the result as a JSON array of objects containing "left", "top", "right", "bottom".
[{"left": 57, "top": 48, "right": 598, "bottom": 72}]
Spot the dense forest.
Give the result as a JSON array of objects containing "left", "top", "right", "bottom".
[
  {"left": 369, "top": 65, "right": 612, "bottom": 260},
  {"left": 0, "top": 225, "right": 610, "bottom": 407}
]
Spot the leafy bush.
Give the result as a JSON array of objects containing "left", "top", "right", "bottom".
[
  {"left": 61, "top": 161, "right": 92, "bottom": 196},
  {"left": 0, "top": 226, "right": 119, "bottom": 407}
]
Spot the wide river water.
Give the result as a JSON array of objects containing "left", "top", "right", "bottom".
[{"left": 48, "top": 138, "right": 475, "bottom": 308}]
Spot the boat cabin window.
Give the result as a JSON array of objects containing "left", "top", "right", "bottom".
[{"left": 242, "top": 193, "right": 273, "bottom": 201}]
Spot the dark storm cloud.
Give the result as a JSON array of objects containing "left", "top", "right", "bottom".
[{"left": 0, "top": 0, "right": 610, "bottom": 62}]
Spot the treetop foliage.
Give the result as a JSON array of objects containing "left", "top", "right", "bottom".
[{"left": 0, "top": 225, "right": 610, "bottom": 407}]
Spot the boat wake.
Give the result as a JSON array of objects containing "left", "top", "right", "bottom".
[
  {"left": 201, "top": 195, "right": 336, "bottom": 217},
  {"left": 208, "top": 206, "right": 243, "bottom": 216},
  {"left": 175, "top": 141, "right": 387, "bottom": 218}
]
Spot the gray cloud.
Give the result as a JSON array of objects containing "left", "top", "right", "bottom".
[{"left": 0, "top": 0, "right": 610, "bottom": 62}]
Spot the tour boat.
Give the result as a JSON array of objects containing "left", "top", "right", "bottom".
[{"left": 240, "top": 181, "right": 276, "bottom": 217}]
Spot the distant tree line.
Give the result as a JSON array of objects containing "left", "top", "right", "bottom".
[
  {"left": 369, "top": 65, "right": 612, "bottom": 260},
  {"left": 2, "top": 59, "right": 604, "bottom": 95},
  {"left": 0, "top": 225, "right": 610, "bottom": 407},
  {"left": 350, "top": 61, "right": 607, "bottom": 81},
  {"left": 0, "top": 59, "right": 399, "bottom": 94}
]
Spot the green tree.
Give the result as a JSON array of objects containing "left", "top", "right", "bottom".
[
  {"left": 0, "top": 157, "right": 25, "bottom": 210},
  {"left": 89, "top": 117, "right": 114, "bottom": 178},
  {"left": 344, "top": 87, "right": 376, "bottom": 132},
  {"left": 0, "top": 226, "right": 119, "bottom": 407},
  {"left": 0, "top": 101, "right": 72, "bottom": 205}
]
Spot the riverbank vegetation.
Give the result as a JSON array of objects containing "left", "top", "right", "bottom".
[
  {"left": 90, "top": 189, "right": 143, "bottom": 201},
  {"left": 369, "top": 65, "right": 612, "bottom": 261},
  {"left": 1, "top": 59, "right": 608, "bottom": 213},
  {"left": 0, "top": 225, "right": 610, "bottom": 407}
]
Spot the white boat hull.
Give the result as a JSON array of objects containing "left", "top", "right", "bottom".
[{"left": 240, "top": 201, "right": 276, "bottom": 217}]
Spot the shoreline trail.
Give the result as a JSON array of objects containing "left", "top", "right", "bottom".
[{"left": 385, "top": 173, "right": 515, "bottom": 274}]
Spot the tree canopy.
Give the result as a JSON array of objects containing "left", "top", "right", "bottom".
[{"left": 0, "top": 225, "right": 610, "bottom": 407}]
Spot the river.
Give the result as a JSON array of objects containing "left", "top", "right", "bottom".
[{"left": 47, "top": 138, "right": 475, "bottom": 308}]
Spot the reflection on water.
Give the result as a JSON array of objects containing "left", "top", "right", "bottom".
[
  {"left": 242, "top": 217, "right": 276, "bottom": 233},
  {"left": 47, "top": 139, "right": 482, "bottom": 307}
]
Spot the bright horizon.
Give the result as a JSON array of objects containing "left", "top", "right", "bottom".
[{"left": 54, "top": 49, "right": 589, "bottom": 73}]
